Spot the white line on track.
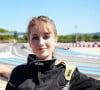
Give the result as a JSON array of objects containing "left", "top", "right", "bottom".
[{"left": 13, "top": 46, "right": 26, "bottom": 59}]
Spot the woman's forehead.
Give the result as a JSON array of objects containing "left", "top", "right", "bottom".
[{"left": 30, "top": 25, "right": 53, "bottom": 35}]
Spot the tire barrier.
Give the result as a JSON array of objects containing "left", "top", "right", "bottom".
[
  {"left": 56, "top": 43, "right": 70, "bottom": 50},
  {"left": 56, "top": 42, "right": 100, "bottom": 49}
]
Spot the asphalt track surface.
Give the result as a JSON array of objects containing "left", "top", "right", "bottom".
[{"left": 0, "top": 43, "right": 100, "bottom": 80}]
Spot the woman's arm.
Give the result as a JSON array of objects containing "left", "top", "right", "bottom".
[
  {"left": 70, "top": 68, "right": 100, "bottom": 90},
  {"left": 0, "top": 63, "right": 13, "bottom": 77}
]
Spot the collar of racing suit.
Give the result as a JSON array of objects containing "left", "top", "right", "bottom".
[{"left": 27, "top": 54, "right": 57, "bottom": 71}]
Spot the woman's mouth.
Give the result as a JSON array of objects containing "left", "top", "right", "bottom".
[{"left": 39, "top": 48, "right": 47, "bottom": 52}]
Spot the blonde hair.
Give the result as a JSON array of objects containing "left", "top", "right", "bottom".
[{"left": 27, "top": 16, "right": 57, "bottom": 39}]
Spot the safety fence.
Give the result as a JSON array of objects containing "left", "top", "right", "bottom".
[{"left": 56, "top": 42, "right": 100, "bottom": 50}]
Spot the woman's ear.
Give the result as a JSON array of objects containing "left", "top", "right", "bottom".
[
  {"left": 54, "top": 37, "right": 57, "bottom": 47},
  {"left": 55, "top": 37, "right": 58, "bottom": 43}
]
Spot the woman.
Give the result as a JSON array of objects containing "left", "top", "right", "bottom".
[{"left": 6, "top": 16, "right": 100, "bottom": 90}]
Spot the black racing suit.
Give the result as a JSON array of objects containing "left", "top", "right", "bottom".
[{"left": 6, "top": 54, "right": 100, "bottom": 90}]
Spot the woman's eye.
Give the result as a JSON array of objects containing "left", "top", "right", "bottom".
[
  {"left": 43, "top": 36, "right": 50, "bottom": 39},
  {"left": 32, "top": 37, "right": 39, "bottom": 40}
]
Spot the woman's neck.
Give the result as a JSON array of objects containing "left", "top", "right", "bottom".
[{"left": 36, "top": 55, "right": 52, "bottom": 60}]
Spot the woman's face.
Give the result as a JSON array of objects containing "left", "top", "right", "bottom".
[{"left": 29, "top": 26, "right": 57, "bottom": 60}]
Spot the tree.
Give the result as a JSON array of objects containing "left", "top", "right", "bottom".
[{"left": 0, "top": 28, "right": 8, "bottom": 32}]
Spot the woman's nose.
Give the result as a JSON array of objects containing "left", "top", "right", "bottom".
[{"left": 39, "top": 38, "right": 45, "bottom": 45}]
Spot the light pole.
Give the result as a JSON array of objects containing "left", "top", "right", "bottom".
[{"left": 75, "top": 25, "right": 78, "bottom": 43}]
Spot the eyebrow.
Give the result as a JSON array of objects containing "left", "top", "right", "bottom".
[
  {"left": 44, "top": 32, "right": 50, "bottom": 35},
  {"left": 32, "top": 32, "right": 50, "bottom": 36},
  {"left": 32, "top": 34, "right": 37, "bottom": 36}
]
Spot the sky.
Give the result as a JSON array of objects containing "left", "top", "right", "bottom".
[{"left": 0, "top": 0, "right": 100, "bottom": 35}]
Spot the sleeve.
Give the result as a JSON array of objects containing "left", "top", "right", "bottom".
[
  {"left": 5, "top": 68, "right": 16, "bottom": 90},
  {"left": 5, "top": 65, "right": 20, "bottom": 90},
  {"left": 5, "top": 81, "right": 16, "bottom": 90},
  {"left": 5, "top": 64, "right": 28, "bottom": 90},
  {"left": 69, "top": 68, "right": 100, "bottom": 90}
]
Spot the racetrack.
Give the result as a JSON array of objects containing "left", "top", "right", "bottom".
[{"left": 0, "top": 43, "right": 100, "bottom": 79}]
